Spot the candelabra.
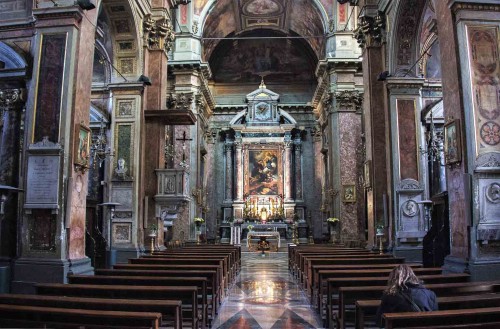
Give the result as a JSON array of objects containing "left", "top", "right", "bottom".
[{"left": 90, "top": 118, "right": 114, "bottom": 168}]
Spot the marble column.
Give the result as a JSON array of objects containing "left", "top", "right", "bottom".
[
  {"left": 355, "top": 5, "right": 389, "bottom": 248},
  {"left": 284, "top": 140, "right": 293, "bottom": 201},
  {"left": 225, "top": 143, "right": 233, "bottom": 202},
  {"left": 294, "top": 140, "right": 303, "bottom": 201},
  {"left": 235, "top": 141, "right": 243, "bottom": 201},
  {"left": 0, "top": 89, "right": 24, "bottom": 258}
]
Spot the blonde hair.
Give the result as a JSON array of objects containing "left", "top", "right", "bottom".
[{"left": 385, "top": 264, "right": 422, "bottom": 295}]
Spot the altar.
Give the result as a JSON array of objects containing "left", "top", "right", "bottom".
[
  {"left": 242, "top": 223, "right": 288, "bottom": 238},
  {"left": 247, "top": 231, "right": 280, "bottom": 251}
]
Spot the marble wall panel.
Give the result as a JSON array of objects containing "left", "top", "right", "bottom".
[
  {"left": 33, "top": 34, "right": 67, "bottom": 143},
  {"left": 397, "top": 99, "right": 418, "bottom": 181}
]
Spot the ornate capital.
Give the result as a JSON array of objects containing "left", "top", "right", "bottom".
[
  {"left": 167, "top": 93, "right": 193, "bottom": 111},
  {"left": 354, "top": 12, "right": 385, "bottom": 48},
  {"left": 334, "top": 90, "right": 363, "bottom": 112},
  {"left": 0, "top": 88, "right": 26, "bottom": 110},
  {"left": 144, "top": 14, "right": 175, "bottom": 52}
]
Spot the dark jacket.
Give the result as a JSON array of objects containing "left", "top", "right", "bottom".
[{"left": 375, "top": 283, "right": 438, "bottom": 327}]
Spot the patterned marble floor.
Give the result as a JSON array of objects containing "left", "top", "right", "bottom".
[{"left": 211, "top": 251, "right": 323, "bottom": 329}]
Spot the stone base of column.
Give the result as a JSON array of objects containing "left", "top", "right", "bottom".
[
  {"left": 11, "top": 257, "right": 93, "bottom": 294},
  {"left": 443, "top": 255, "right": 469, "bottom": 275}
]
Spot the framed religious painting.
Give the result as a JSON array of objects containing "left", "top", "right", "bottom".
[
  {"left": 244, "top": 145, "right": 283, "bottom": 196},
  {"left": 342, "top": 184, "right": 356, "bottom": 203},
  {"left": 444, "top": 119, "right": 461, "bottom": 165},
  {"left": 74, "top": 123, "right": 91, "bottom": 169}
]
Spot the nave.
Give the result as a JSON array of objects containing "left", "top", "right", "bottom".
[{"left": 212, "top": 252, "right": 321, "bottom": 329}]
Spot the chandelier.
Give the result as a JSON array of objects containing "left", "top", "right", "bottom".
[
  {"left": 420, "top": 111, "right": 444, "bottom": 164},
  {"left": 90, "top": 118, "right": 114, "bottom": 168}
]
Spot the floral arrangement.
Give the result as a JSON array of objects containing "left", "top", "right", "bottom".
[
  {"left": 247, "top": 225, "right": 254, "bottom": 231},
  {"left": 327, "top": 217, "right": 339, "bottom": 223},
  {"left": 194, "top": 217, "right": 204, "bottom": 226}
]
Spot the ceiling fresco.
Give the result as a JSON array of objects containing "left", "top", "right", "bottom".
[
  {"left": 209, "top": 30, "right": 317, "bottom": 84},
  {"left": 202, "top": 0, "right": 326, "bottom": 62}
]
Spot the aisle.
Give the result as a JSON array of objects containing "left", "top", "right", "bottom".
[{"left": 212, "top": 251, "right": 322, "bottom": 329}]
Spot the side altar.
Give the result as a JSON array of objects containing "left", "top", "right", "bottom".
[{"left": 219, "top": 81, "right": 308, "bottom": 244}]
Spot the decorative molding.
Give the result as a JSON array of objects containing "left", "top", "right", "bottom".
[
  {"left": 0, "top": 88, "right": 26, "bottom": 110},
  {"left": 476, "top": 154, "right": 500, "bottom": 172},
  {"left": 398, "top": 178, "right": 423, "bottom": 192},
  {"left": 451, "top": 2, "right": 500, "bottom": 14},
  {"left": 354, "top": 12, "right": 385, "bottom": 48},
  {"left": 143, "top": 14, "right": 175, "bottom": 52},
  {"left": 334, "top": 90, "right": 363, "bottom": 112},
  {"left": 167, "top": 92, "right": 193, "bottom": 111}
]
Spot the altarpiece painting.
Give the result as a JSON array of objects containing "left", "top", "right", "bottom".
[{"left": 244, "top": 146, "right": 283, "bottom": 196}]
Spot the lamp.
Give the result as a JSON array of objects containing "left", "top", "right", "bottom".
[
  {"left": 377, "top": 71, "right": 390, "bottom": 81},
  {"left": 98, "top": 202, "right": 121, "bottom": 268},
  {"left": 90, "top": 118, "right": 114, "bottom": 169},
  {"left": 76, "top": 0, "right": 96, "bottom": 10},
  {"left": 138, "top": 75, "right": 152, "bottom": 86}
]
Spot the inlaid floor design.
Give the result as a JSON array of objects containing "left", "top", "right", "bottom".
[{"left": 212, "top": 251, "right": 323, "bottom": 329}]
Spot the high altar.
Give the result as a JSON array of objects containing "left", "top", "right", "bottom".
[{"left": 220, "top": 81, "right": 308, "bottom": 242}]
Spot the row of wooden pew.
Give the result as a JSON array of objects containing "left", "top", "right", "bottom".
[
  {"left": 289, "top": 244, "right": 500, "bottom": 329},
  {"left": 0, "top": 244, "right": 241, "bottom": 329}
]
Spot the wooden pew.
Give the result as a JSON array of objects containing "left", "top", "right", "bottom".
[
  {"left": 129, "top": 257, "right": 229, "bottom": 292},
  {"left": 0, "top": 293, "right": 182, "bottom": 329},
  {"left": 337, "top": 281, "right": 500, "bottom": 329},
  {"left": 356, "top": 294, "right": 500, "bottom": 329},
  {"left": 314, "top": 267, "right": 442, "bottom": 310},
  {"left": 0, "top": 304, "right": 161, "bottom": 329},
  {"left": 309, "top": 263, "right": 423, "bottom": 300},
  {"left": 146, "top": 252, "right": 236, "bottom": 282},
  {"left": 302, "top": 256, "right": 405, "bottom": 288},
  {"left": 36, "top": 283, "right": 200, "bottom": 329},
  {"left": 383, "top": 307, "right": 500, "bottom": 329},
  {"left": 95, "top": 268, "right": 220, "bottom": 315},
  {"left": 327, "top": 273, "right": 471, "bottom": 329},
  {"left": 299, "top": 254, "right": 392, "bottom": 284},
  {"left": 68, "top": 275, "right": 209, "bottom": 326},
  {"left": 114, "top": 263, "right": 225, "bottom": 300}
]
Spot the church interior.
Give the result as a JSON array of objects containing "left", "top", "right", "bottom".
[{"left": 0, "top": 0, "right": 500, "bottom": 328}]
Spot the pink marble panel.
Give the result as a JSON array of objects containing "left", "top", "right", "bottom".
[{"left": 397, "top": 99, "right": 418, "bottom": 181}]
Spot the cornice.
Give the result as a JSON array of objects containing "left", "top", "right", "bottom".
[
  {"left": 385, "top": 77, "right": 425, "bottom": 90},
  {"left": 450, "top": 1, "right": 500, "bottom": 13}
]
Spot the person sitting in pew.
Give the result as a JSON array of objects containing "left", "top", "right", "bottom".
[{"left": 376, "top": 264, "right": 438, "bottom": 327}]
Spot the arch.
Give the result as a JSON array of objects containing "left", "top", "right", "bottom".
[
  {"left": 97, "top": 0, "right": 143, "bottom": 81},
  {"left": 0, "top": 42, "right": 27, "bottom": 69},
  {"left": 277, "top": 109, "right": 297, "bottom": 125},
  {"left": 388, "top": 0, "right": 427, "bottom": 77}
]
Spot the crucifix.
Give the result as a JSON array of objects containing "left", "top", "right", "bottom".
[{"left": 176, "top": 130, "right": 193, "bottom": 165}]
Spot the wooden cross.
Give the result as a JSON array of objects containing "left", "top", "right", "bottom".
[{"left": 176, "top": 131, "right": 193, "bottom": 162}]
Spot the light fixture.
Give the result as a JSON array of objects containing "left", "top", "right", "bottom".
[
  {"left": 76, "top": 0, "right": 96, "bottom": 10},
  {"left": 138, "top": 75, "right": 152, "bottom": 86},
  {"left": 90, "top": 118, "right": 114, "bottom": 168},
  {"left": 377, "top": 71, "right": 390, "bottom": 81},
  {"left": 420, "top": 111, "right": 443, "bottom": 164}
]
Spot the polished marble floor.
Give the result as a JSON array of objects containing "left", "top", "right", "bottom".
[{"left": 211, "top": 251, "right": 323, "bottom": 329}]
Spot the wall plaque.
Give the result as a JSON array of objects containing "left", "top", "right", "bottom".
[{"left": 26, "top": 155, "right": 60, "bottom": 207}]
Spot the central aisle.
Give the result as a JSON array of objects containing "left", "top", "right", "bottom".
[{"left": 212, "top": 251, "right": 322, "bottom": 329}]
